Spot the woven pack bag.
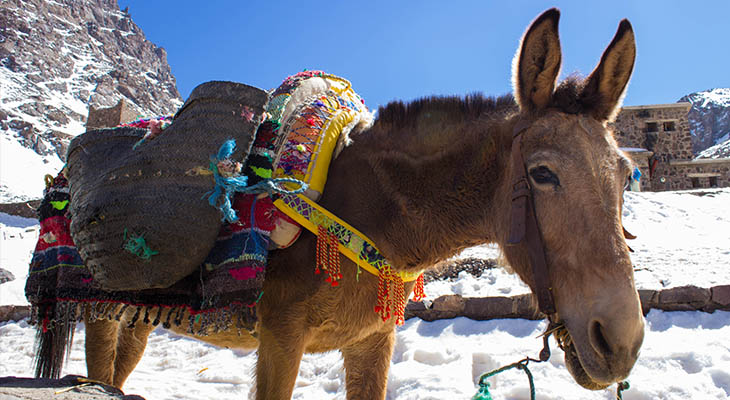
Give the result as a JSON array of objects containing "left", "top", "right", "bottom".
[{"left": 66, "top": 81, "right": 269, "bottom": 290}]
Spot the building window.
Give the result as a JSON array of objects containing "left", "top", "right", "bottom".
[
  {"left": 709, "top": 176, "right": 718, "bottom": 187},
  {"left": 691, "top": 177, "right": 700, "bottom": 188},
  {"left": 663, "top": 121, "right": 676, "bottom": 131},
  {"left": 646, "top": 122, "right": 658, "bottom": 133}
]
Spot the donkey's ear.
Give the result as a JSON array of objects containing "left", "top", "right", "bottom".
[
  {"left": 580, "top": 20, "right": 636, "bottom": 122},
  {"left": 513, "top": 8, "right": 562, "bottom": 112}
]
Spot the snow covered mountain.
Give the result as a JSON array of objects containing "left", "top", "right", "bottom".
[
  {"left": 0, "top": 0, "right": 182, "bottom": 201},
  {"left": 679, "top": 88, "right": 730, "bottom": 157},
  {"left": 696, "top": 135, "right": 730, "bottom": 159}
]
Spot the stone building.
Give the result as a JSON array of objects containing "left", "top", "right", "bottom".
[
  {"left": 612, "top": 103, "right": 730, "bottom": 191},
  {"left": 86, "top": 99, "right": 138, "bottom": 131}
]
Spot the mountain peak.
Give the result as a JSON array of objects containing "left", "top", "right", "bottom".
[
  {"left": 679, "top": 88, "right": 730, "bottom": 156},
  {"left": 0, "top": 0, "right": 183, "bottom": 201}
]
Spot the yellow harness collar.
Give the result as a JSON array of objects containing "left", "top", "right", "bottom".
[
  {"left": 274, "top": 194, "right": 421, "bottom": 282},
  {"left": 274, "top": 193, "right": 425, "bottom": 325}
]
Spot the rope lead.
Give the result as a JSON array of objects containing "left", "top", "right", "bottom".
[
  {"left": 472, "top": 322, "right": 631, "bottom": 400},
  {"left": 617, "top": 381, "right": 630, "bottom": 399},
  {"left": 472, "top": 358, "right": 536, "bottom": 400}
]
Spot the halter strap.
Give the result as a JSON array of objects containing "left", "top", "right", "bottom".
[{"left": 507, "top": 120, "right": 556, "bottom": 316}]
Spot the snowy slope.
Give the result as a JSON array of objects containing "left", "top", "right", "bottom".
[{"left": 0, "top": 131, "right": 65, "bottom": 203}]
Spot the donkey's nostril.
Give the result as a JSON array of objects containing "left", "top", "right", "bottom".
[{"left": 589, "top": 320, "right": 613, "bottom": 357}]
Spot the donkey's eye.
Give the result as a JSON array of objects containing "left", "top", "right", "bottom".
[{"left": 529, "top": 166, "right": 560, "bottom": 186}]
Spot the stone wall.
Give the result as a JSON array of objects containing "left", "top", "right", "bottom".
[
  {"left": 669, "top": 159, "right": 730, "bottom": 190},
  {"left": 613, "top": 103, "right": 693, "bottom": 161},
  {"left": 611, "top": 103, "right": 730, "bottom": 191}
]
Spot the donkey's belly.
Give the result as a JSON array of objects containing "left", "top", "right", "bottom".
[{"left": 166, "top": 314, "right": 260, "bottom": 350}]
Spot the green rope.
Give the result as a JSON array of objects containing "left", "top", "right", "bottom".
[
  {"left": 473, "top": 360, "right": 630, "bottom": 400},
  {"left": 122, "top": 229, "right": 159, "bottom": 260},
  {"left": 471, "top": 322, "right": 631, "bottom": 400},
  {"left": 472, "top": 358, "right": 536, "bottom": 400}
]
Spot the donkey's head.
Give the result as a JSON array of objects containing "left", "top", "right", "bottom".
[{"left": 501, "top": 9, "right": 644, "bottom": 389}]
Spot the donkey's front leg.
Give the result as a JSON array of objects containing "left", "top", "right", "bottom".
[
  {"left": 342, "top": 328, "right": 395, "bottom": 400},
  {"left": 111, "top": 312, "right": 156, "bottom": 388},
  {"left": 84, "top": 315, "right": 120, "bottom": 385},
  {"left": 255, "top": 326, "right": 309, "bottom": 400}
]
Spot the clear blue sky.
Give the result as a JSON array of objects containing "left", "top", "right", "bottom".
[{"left": 120, "top": 0, "right": 729, "bottom": 109}]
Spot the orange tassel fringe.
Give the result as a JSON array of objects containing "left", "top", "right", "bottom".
[
  {"left": 315, "top": 225, "right": 342, "bottom": 286},
  {"left": 374, "top": 266, "right": 412, "bottom": 325},
  {"left": 316, "top": 227, "right": 427, "bottom": 325},
  {"left": 412, "top": 274, "right": 426, "bottom": 303}
]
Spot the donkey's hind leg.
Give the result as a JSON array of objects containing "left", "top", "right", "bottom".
[
  {"left": 111, "top": 310, "right": 156, "bottom": 388},
  {"left": 341, "top": 328, "right": 395, "bottom": 400},
  {"left": 84, "top": 315, "right": 120, "bottom": 385}
]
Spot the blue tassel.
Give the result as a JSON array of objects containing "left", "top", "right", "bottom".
[
  {"left": 217, "top": 139, "right": 236, "bottom": 160},
  {"left": 206, "top": 139, "right": 309, "bottom": 223}
]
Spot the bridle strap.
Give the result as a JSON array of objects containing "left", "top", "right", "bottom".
[{"left": 507, "top": 120, "right": 556, "bottom": 316}]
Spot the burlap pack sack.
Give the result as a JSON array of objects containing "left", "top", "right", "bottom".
[{"left": 66, "top": 81, "right": 269, "bottom": 290}]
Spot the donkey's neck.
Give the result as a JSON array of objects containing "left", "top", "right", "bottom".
[{"left": 322, "top": 118, "right": 516, "bottom": 274}]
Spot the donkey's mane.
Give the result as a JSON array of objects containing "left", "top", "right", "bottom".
[
  {"left": 371, "top": 75, "right": 590, "bottom": 132},
  {"left": 374, "top": 93, "right": 517, "bottom": 129},
  {"left": 549, "top": 75, "right": 591, "bottom": 115}
]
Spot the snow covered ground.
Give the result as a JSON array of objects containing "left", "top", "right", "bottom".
[{"left": 2, "top": 188, "right": 730, "bottom": 399}]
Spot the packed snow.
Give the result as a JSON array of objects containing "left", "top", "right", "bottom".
[{"left": 2, "top": 183, "right": 730, "bottom": 399}]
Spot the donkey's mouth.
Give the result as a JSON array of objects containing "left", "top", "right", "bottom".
[
  {"left": 562, "top": 339, "right": 610, "bottom": 390},
  {"left": 553, "top": 325, "right": 611, "bottom": 390}
]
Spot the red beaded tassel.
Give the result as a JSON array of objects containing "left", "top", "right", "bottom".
[
  {"left": 315, "top": 225, "right": 327, "bottom": 275},
  {"left": 393, "top": 276, "right": 407, "bottom": 325},
  {"left": 315, "top": 225, "right": 342, "bottom": 287},
  {"left": 325, "top": 228, "right": 342, "bottom": 286},
  {"left": 374, "top": 272, "right": 391, "bottom": 322},
  {"left": 374, "top": 266, "right": 410, "bottom": 325},
  {"left": 411, "top": 274, "right": 426, "bottom": 303}
]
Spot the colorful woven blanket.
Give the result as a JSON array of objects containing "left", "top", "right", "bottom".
[{"left": 25, "top": 170, "right": 272, "bottom": 335}]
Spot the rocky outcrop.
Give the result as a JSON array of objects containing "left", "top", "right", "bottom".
[
  {"left": 0, "top": 200, "right": 41, "bottom": 219},
  {"left": 0, "top": 0, "right": 182, "bottom": 163},
  {"left": 0, "top": 268, "right": 15, "bottom": 285},
  {"left": 0, "top": 375, "right": 145, "bottom": 400},
  {"left": 679, "top": 88, "right": 730, "bottom": 155}
]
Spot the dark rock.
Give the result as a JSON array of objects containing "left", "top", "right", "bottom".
[
  {"left": 711, "top": 285, "right": 730, "bottom": 307},
  {"left": 423, "top": 257, "right": 498, "bottom": 283},
  {"left": 0, "top": 375, "right": 146, "bottom": 399},
  {"left": 465, "top": 296, "right": 516, "bottom": 320},
  {"left": 0, "top": 305, "right": 30, "bottom": 322},
  {"left": 409, "top": 295, "right": 465, "bottom": 321},
  {"left": 638, "top": 289, "right": 658, "bottom": 315},
  {"left": 0, "top": 268, "right": 15, "bottom": 284},
  {"left": 0, "top": 200, "right": 41, "bottom": 218},
  {"left": 657, "top": 285, "right": 711, "bottom": 311}
]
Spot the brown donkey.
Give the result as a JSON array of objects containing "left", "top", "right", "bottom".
[{"left": 82, "top": 8, "right": 644, "bottom": 399}]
